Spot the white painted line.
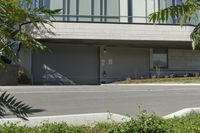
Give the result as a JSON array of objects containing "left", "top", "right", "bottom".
[
  {"left": 163, "top": 107, "right": 200, "bottom": 119},
  {"left": 0, "top": 113, "right": 131, "bottom": 126}
]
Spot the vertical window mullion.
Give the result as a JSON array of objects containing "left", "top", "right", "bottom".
[
  {"left": 104, "top": 0, "right": 107, "bottom": 22},
  {"left": 91, "top": 0, "right": 94, "bottom": 22},
  {"left": 172, "top": 0, "right": 176, "bottom": 24},
  {"left": 128, "top": 0, "right": 132, "bottom": 23},
  {"left": 158, "top": 0, "right": 160, "bottom": 23},
  {"left": 76, "top": 0, "right": 79, "bottom": 21},
  {"left": 145, "top": 0, "right": 147, "bottom": 23},
  {"left": 100, "top": 0, "right": 103, "bottom": 22},
  {"left": 67, "top": 0, "right": 70, "bottom": 21},
  {"left": 63, "top": 0, "right": 66, "bottom": 21},
  {"left": 118, "top": 0, "right": 120, "bottom": 22}
]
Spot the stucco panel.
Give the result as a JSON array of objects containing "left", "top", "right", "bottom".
[
  {"left": 101, "top": 47, "right": 150, "bottom": 82},
  {"left": 169, "top": 49, "right": 200, "bottom": 70},
  {"left": 34, "top": 23, "right": 193, "bottom": 42}
]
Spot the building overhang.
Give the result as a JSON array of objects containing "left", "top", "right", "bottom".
[
  {"left": 34, "top": 22, "right": 194, "bottom": 42},
  {"left": 39, "top": 39, "right": 192, "bottom": 49}
]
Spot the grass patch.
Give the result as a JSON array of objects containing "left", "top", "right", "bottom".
[
  {"left": 115, "top": 77, "right": 200, "bottom": 84},
  {"left": 1, "top": 113, "right": 200, "bottom": 133}
]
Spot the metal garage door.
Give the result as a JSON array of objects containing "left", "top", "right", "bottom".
[{"left": 32, "top": 45, "right": 99, "bottom": 85}]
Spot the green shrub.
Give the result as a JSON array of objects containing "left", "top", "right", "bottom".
[
  {"left": 109, "top": 113, "right": 171, "bottom": 133},
  {"left": 169, "top": 112, "right": 200, "bottom": 133},
  {"left": 18, "top": 69, "right": 31, "bottom": 85},
  {"left": 0, "top": 123, "right": 90, "bottom": 133}
]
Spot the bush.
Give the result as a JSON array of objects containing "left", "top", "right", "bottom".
[
  {"left": 109, "top": 113, "right": 171, "bottom": 133},
  {"left": 169, "top": 112, "right": 200, "bottom": 133},
  {"left": 0, "top": 123, "right": 90, "bottom": 133},
  {"left": 18, "top": 69, "right": 31, "bottom": 85}
]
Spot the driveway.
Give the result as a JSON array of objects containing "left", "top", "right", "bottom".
[{"left": 1, "top": 85, "right": 200, "bottom": 117}]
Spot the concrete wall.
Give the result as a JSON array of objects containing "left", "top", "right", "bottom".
[
  {"left": 18, "top": 47, "right": 32, "bottom": 79},
  {"left": 33, "top": 23, "right": 193, "bottom": 42},
  {"left": 169, "top": 49, "right": 200, "bottom": 70},
  {"left": 100, "top": 47, "right": 150, "bottom": 83},
  {"left": 32, "top": 45, "right": 99, "bottom": 85},
  {"left": 0, "top": 65, "right": 19, "bottom": 85},
  {"left": 150, "top": 49, "right": 200, "bottom": 77}
]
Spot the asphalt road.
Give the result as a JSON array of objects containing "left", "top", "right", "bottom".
[{"left": 1, "top": 85, "right": 200, "bottom": 117}]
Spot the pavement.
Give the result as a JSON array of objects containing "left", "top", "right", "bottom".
[{"left": 1, "top": 85, "right": 200, "bottom": 118}]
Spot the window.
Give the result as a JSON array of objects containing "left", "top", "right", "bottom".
[
  {"left": 69, "top": 0, "right": 77, "bottom": 21},
  {"left": 132, "top": 0, "right": 146, "bottom": 23},
  {"left": 147, "top": 0, "right": 156, "bottom": 23},
  {"left": 153, "top": 49, "right": 168, "bottom": 68},
  {"left": 79, "top": 0, "right": 92, "bottom": 21},
  {"left": 105, "top": 0, "right": 120, "bottom": 22},
  {"left": 93, "top": 0, "right": 101, "bottom": 22},
  {"left": 49, "top": 0, "right": 63, "bottom": 20},
  {"left": 175, "top": 0, "right": 182, "bottom": 5}
]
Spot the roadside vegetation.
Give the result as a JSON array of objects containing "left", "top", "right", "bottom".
[
  {"left": 0, "top": 0, "right": 59, "bottom": 119},
  {"left": 115, "top": 77, "right": 200, "bottom": 84},
  {"left": 1, "top": 112, "right": 200, "bottom": 133}
]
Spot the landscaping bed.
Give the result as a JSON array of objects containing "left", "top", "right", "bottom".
[
  {"left": 1, "top": 112, "right": 200, "bottom": 133},
  {"left": 115, "top": 77, "right": 200, "bottom": 84}
]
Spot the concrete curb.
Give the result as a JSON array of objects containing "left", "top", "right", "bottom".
[
  {"left": 163, "top": 107, "right": 200, "bottom": 119},
  {"left": 0, "top": 108, "right": 200, "bottom": 126},
  {"left": 0, "top": 113, "right": 131, "bottom": 126}
]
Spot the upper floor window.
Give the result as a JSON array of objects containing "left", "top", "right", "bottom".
[
  {"left": 22, "top": 0, "right": 194, "bottom": 24},
  {"left": 38, "top": 0, "right": 120, "bottom": 22}
]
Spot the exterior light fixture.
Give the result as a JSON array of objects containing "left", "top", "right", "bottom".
[
  {"left": 103, "top": 48, "right": 107, "bottom": 53},
  {"left": 103, "top": 71, "right": 107, "bottom": 76}
]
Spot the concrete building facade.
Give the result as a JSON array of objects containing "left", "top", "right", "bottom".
[{"left": 20, "top": 0, "right": 200, "bottom": 85}]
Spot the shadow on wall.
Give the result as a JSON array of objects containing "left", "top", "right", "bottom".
[
  {"left": 25, "top": 23, "right": 55, "bottom": 38},
  {"left": 42, "top": 64, "right": 76, "bottom": 85}
]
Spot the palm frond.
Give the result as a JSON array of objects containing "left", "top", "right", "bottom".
[
  {"left": 149, "top": 3, "right": 197, "bottom": 25},
  {"left": 0, "top": 91, "right": 32, "bottom": 120},
  {"left": 191, "top": 23, "right": 200, "bottom": 49},
  {"left": 149, "top": 0, "right": 200, "bottom": 49}
]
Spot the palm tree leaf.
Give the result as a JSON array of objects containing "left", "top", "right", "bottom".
[{"left": 0, "top": 91, "right": 31, "bottom": 120}]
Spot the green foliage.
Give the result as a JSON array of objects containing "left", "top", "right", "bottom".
[
  {"left": 0, "top": 91, "right": 32, "bottom": 120},
  {"left": 109, "top": 113, "right": 171, "bottom": 133},
  {"left": 0, "top": 0, "right": 60, "bottom": 120},
  {"left": 0, "top": 0, "right": 60, "bottom": 66},
  {"left": 18, "top": 69, "right": 31, "bottom": 85},
  {"left": 0, "top": 123, "right": 90, "bottom": 133},
  {"left": 168, "top": 112, "right": 200, "bottom": 133},
  {"left": 149, "top": 0, "right": 200, "bottom": 49}
]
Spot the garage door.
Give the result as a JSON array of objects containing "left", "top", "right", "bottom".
[{"left": 32, "top": 45, "right": 99, "bottom": 85}]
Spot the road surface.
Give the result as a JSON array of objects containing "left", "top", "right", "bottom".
[{"left": 1, "top": 85, "right": 200, "bottom": 117}]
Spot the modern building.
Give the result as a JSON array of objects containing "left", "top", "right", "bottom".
[{"left": 20, "top": 0, "right": 200, "bottom": 85}]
